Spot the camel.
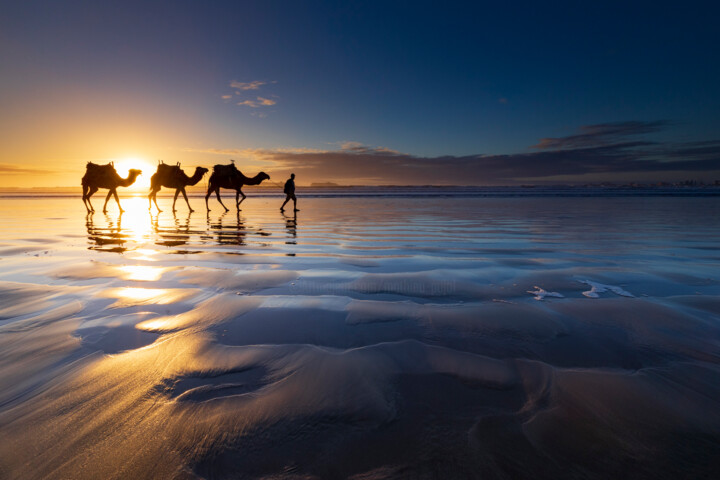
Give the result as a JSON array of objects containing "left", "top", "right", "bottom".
[
  {"left": 205, "top": 163, "right": 270, "bottom": 211},
  {"left": 148, "top": 162, "right": 209, "bottom": 212},
  {"left": 81, "top": 162, "right": 142, "bottom": 213}
]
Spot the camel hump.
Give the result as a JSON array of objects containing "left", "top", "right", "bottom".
[
  {"left": 86, "top": 162, "right": 117, "bottom": 174},
  {"left": 158, "top": 163, "right": 182, "bottom": 176},
  {"left": 212, "top": 163, "right": 238, "bottom": 176}
]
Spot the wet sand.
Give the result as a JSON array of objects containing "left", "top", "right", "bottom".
[{"left": 0, "top": 195, "right": 719, "bottom": 479}]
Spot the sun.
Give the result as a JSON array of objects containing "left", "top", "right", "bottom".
[{"left": 113, "top": 157, "right": 154, "bottom": 191}]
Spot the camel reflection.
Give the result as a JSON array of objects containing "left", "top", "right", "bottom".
[
  {"left": 86, "top": 207, "right": 280, "bottom": 254},
  {"left": 204, "top": 211, "right": 248, "bottom": 246},
  {"left": 86, "top": 212, "right": 129, "bottom": 253},
  {"left": 153, "top": 211, "right": 191, "bottom": 247}
]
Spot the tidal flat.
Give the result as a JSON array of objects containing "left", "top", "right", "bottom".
[{"left": 0, "top": 194, "right": 719, "bottom": 479}]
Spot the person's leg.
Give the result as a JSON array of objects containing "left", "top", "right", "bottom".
[
  {"left": 292, "top": 194, "right": 298, "bottom": 211},
  {"left": 281, "top": 195, "right": 290, "bottom": 210}
]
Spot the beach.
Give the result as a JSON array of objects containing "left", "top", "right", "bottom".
[{"left": 0, "top": 193, "right": 719, "bottom": 479}]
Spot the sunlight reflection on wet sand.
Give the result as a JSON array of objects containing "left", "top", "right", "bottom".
[
  {"left": 103, "top": 287, "right": 196, "bottom": 307},
  {"left": 0, "top": 196, "right": 719, "bottom": 479},
  {"left": 118, "top": 265, "right": 164, "bottom": 281}
]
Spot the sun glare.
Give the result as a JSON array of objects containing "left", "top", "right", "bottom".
[
  {"left": 118, "top": 197, "right": 154, "bottom": 240},
  {"left": 114, "top": 157, "right": 153, "bottom": 191},
  {"left": 118, "top": 265, "right": 165, "bottom": 282}
]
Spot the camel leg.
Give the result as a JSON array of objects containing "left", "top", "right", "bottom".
[
  {"left": 236, "top": 189, "right": 246, "bottom": 210},
  {"left": 103, "top": 189, "right": 113, "bottom": 213},
  {"left": 83, "top": 185, "right": 97, "bottom": 213},
  {"left": 205, "top": 183, "right": 226, "bottom": 211},
  {"left": 149, "top": 188, "right": 162, "bottom": 212},
  {"left": 181, "top": 188, "right": 193, "bottom": 212},
  {"left": 205, "top": 185, "right": 212, "bottom": 211},
  {"left": 172, "top": 189, "right": 180, "bottom": 211},
  {"left": 114, "top": 190, "right": 124, "bottom": 212},
  {"left": 213, "top": 188, "right": 229, "bottom": 212},
  {"left": 82, "top": 185, "right": 91, "bottom": 213},
  {"left": 88, "top": 186, "right": 98, "bottom": 212},
  {"left": 153, "top": 192, "right": 162, "bottom": 212}
]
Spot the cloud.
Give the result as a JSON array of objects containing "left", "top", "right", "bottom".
[
  {"left": 182, "top": 146, "right": 328, "bottom": 156},
  {"left": 186, "top": 126, "right": 720, "bottom": 185},
  {"left": 0, "top": 164, "right": 60, "bottom": 175},
  {"left": 229, "top": 80, "right": 266, "bottom": 90},
  {"left": 533, "top": 121, "right": 668, "bottom": 150},
  {"left": 236, "top": 97, "right": 277, "bottom": 108},
  {"left": 257, "top": 97, "right": 276, "bottom": 106},
  {"left": 257, "top": 140, "right": 719, "bottom": 184},
  {"left": 338, "top": 141, "right": 403, "bottom": 155},
  {"left": 225, "top": 80, "right": 278, "bottom": 112}
]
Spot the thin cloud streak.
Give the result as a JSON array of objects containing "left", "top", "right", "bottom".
[
  {"left": 0, "top": 164, "right": 60, "bottom": 175},
  {"left": 533, "top": 121, "right": 669, "bottom": 150},
  {"left": 253, "top": 145, "right": 718, "bottom": 185},
  {"left": 229, "top": 80, "right": 266, "bottom": 90},
  {"left": 186, "top": 123, "right": 720, "bottom": 185},
  {"left": 236, "top": 97, "right": 277, "bottom": 108}
]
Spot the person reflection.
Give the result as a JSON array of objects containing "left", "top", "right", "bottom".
[
  {"left": 284, "top": 210, "right": 297, "bottom": 244},
  {"left": 86, "top": 211, "right": 128, "bottom": 252}
]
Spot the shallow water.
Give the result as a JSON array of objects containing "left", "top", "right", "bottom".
[{"left": 0, "top": 195, "right": 719, "bottom": 479}]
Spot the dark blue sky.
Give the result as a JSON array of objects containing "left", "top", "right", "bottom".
[{"left": 1, "top": 0, "right": 719, "bottom": 185}]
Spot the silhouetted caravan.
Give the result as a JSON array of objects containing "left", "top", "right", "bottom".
[
  {"left": 205, "top": 161, "right": 270, "bottom": 211},
  {"left": 148, "top": 161, "right": 208, "bottom": 212},
  {"left": 81, "top": 162, "right": 142, "bottom": 213}
]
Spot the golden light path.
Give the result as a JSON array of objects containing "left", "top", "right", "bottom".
[
  {"left": 116, "top": 197, "right": 154, "bottom": 242},
  {"left": 103, "top": 287, "right": 196, "bottom": 307},
  {"left": 118, "top": 265, "right": 164, "bottom": 281}
]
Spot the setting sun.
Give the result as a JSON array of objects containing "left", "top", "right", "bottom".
[{"left": 114, "top": 158, "right": 154, "bottom": 191}]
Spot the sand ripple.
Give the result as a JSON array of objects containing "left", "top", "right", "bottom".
[{"left": 0, "top": 196, "right": 719, "bottom": 478}]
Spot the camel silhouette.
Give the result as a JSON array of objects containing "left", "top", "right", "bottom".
[
  {"left": 205, "top": 163, "right": 270, "bottom": 211},
  {"left": 81, "top": 162, "right": 142, "bottom": 213},
  {"left": 148, "top": 161, "right": 209, "bottom": 212}
]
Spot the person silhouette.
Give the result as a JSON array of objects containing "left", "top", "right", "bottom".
[{"left": 280, "top": 173, "right": 299, "bottom": 212}]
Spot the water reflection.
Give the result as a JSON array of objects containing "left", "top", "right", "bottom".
[
  {"left": 284, "top": 211, "right": 297, "bottom": 244},
  {"left": 86, "top": 212, "right": 129, "bottom": 253},
  {"left": 153, "top": 211, "right": 196, "bottom": 248},
  {"left": 118, "top": 265, "right": 164, "bottom": 282},
  {"left": 103, "top": 287, "right": 194, "bottom": 307},
  {"left": 86, "top": 204, "right": 282, "bottom": 255},
  {"left": 204, "top": 210, "right": 247, "bottom": 246}
]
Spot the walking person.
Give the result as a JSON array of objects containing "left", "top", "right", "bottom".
[{"left": 280, "top": 173, "right": 298, "bottom": 212}]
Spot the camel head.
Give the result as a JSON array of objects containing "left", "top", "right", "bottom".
[
  {"left": 127, "top": 169, "right": 142, "bottom": 183},
  {"left": 197, "top": 167, "right": 209, "bottom": 177},
  {"left": 258, "top": 171, "right": 270, "bottom": 182}
]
